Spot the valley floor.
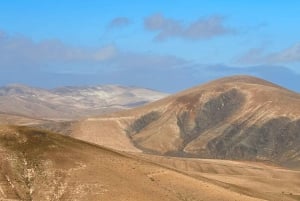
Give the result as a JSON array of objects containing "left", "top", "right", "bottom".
[{"left": 132, "top": 153, "right": 300, "bottom": 201}]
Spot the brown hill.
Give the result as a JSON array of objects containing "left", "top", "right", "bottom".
[
  {"left": 63, "top": 75, "right": 300, "bottom": 168},
  {"left": 0, "top": 126, "right": 265, "bottom": 201}
]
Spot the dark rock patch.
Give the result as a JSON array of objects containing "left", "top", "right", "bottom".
[
  {"left": 207, "top": 117, "right": 300, "bottom": 167},
  {"left": 126, "top": 111, "right": 161, "bottom": 136},
  {"left": 177, "top": 89, "right": 245, "bottom": 146}
]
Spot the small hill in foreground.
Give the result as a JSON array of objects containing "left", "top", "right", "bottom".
[{"left": 0, "top": 126, "right": 264, "bottom": 201}]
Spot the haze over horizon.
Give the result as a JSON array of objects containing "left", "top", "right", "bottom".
[{"left": 1, "top": 0, "right": 300, "bottom": 92}]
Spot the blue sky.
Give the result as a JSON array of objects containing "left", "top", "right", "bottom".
[{"left": 0, "top": 0, "right": 300, "bottom": 92}]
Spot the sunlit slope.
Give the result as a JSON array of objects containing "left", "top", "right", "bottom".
[
  {"left": 0, "top": 126, "right": 263, "bottom": 201},
  {"left": 136, "top": 153, "right": 300, "bottom": 201}
]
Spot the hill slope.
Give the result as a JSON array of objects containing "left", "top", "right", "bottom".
[
  {"left": 136, "top": 153, "right": 300, "bottom": 201},
  {"left": 65, "top": 75, "right": 300, "bottom": 168},
  {"left": 0, "top": 84, "right": 167, "bottom": 120},
  {"left": 0, "top": 112, "right": 49, "bottom": 126},
  {"left": 0, "top": 126, "right": 264, "bottom": 201}
]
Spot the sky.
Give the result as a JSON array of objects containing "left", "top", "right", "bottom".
[{"left": 0, "top": 0, "right": 300, "bottom": 92}]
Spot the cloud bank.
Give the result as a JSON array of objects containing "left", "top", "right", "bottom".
[
  {"left": 0, "top": 30, "right": 299, "bottom": 93},
  {"left": 238, "top": 42, "right": 300, "bottom": 64},
  {"left": 0, "top": 31, "right": 117, "bottom": 70},
  {"left": 144, "top": 14, "right": 233, "bottom": 41},
  {"left": 0, "top": 30, "right": 189, "bottom": 91}
]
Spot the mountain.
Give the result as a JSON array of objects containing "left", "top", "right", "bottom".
[
  {"left": 61, "top": 75, "right": 300, "bottom": 168},
  {"left": 0, "top": 84, "right": 167, "bottom": 120},
  {"left": 0, "top": 126, "right": 267, "bottom": 201}
]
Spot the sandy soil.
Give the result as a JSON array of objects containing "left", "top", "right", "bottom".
[{"left": 135, "top": 153, "right": 300, "bottom": 201}]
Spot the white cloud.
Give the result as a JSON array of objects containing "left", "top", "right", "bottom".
[
  {"left": 144, "top": 14, "right": 233, "bottom": 42},
  {"left": 0, "top": 31, "right": 118, "bottom": 69},
  {"left": 0, "top": 30, "right": 188, "bottom": 78}
]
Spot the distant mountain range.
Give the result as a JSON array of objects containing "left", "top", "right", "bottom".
[{"left": 0, "top": 84, "right": 168, "bottom": 120}]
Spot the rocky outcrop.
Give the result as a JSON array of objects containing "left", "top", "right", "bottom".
[{"left": 177, "top": 89, "right": 245, "bottom": 146}]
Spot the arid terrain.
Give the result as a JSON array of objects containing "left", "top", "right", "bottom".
[
  {"left": 0, "top": 76, "right": 299, "bottom": 201},
  {"left": 0, "top": 126, "right": 277, "bottom": 201},
  {"left": 2, "top": 0, "right": 300, "bottom": 200},
  {"left": 56, "top": 76, "right": 300, "bottom": 169},
  {"left": 136, "top": 153, "right": 300, "bottom": 201},
  {"left": 0, "top": 113, "right": 49, "bottom": 126},
  {"left": 0, "top": 84, "right": 167, "bottom": 120}
]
